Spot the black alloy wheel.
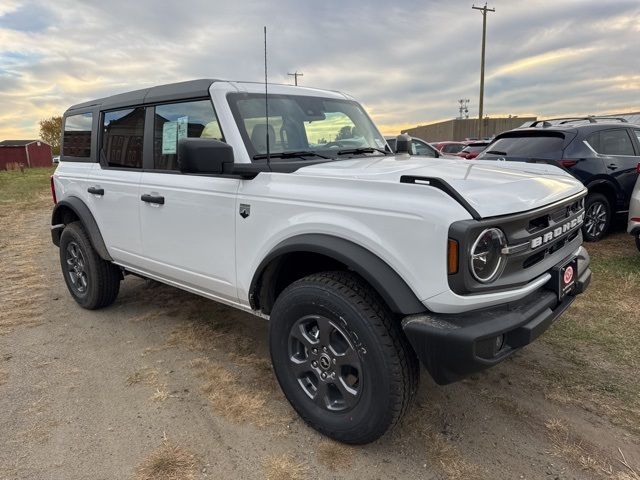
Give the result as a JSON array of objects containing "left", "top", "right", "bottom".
[{"left": 288, "top": 314, "right": 362, "bottom": 412}]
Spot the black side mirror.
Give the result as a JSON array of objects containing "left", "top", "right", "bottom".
[
  {"left": 178, "top": 138, "right": 234, "bottom": 174},
  {"left": 395, "top": 133, "right": 412, "bottom": 154}
]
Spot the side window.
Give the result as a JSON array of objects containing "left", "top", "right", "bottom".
[
  {"left": 63, "top": 112, "right": 92, "bottom": 158},
  {"left": 412, "top": 139, "right": 436, "bottom": 157},
  {"left": 154, "top": 100, "right": 223, "bottom": 170},
  {"left": 586, "top": 132, "right": 600, "bottom": 152},
  {"left": 594, "top": 129, "right": 635, "bottom": 156},
  {"left": 634, "top": 129, "right": 640, "bottom": 146},
  {"left": 102, "top": 107, "right": 145, "bottom": 168}
]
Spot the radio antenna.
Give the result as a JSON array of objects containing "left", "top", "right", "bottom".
[{"left": 264, "top": 26, "right": 271, "bottom": 170}]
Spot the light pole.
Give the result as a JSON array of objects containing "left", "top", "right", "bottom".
[
  {"left": 472, "top": 3, "right": 494, "bottom": 139},
  {"left": 287, "top": 71, "right": 303, "bottom": 86}
]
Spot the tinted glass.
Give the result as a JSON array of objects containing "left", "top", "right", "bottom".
[
  {"left": 63, "top": 113, "right": 92, "bottom": 158},
  {"left": 443, "top": 144, "right": 464, "bottom": 153},
  {"left": 412, "top": 139, "right": 436, "bottom": 157},
  {"left": 597, "top": 129, "right": 635, "bottom": 156},
  {"left": 478, "top": 136, "right": 563, "bottom": 159},
  {"left": 102, "top": 108, "right": 145, "bottom": 168},
  {"left": 154, "top": 100, "right": 223, "bottom": 170}
]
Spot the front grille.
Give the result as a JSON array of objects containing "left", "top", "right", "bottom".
[{"left": 448, "top": 192, "right": 586, "bottom": 295}]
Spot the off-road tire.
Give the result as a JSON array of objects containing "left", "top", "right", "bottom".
[
  {"left": 59, "top": 221, "right": 120, "bottom": 309},
  {"left": 583, "top": 193, "right": 611, "bottom": 242},
  {"left": 269, "top": 271, "right": 419, "bottom": 444}
]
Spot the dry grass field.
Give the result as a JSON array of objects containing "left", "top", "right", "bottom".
[{"left": 0, "top": 167, "right": 638, "bottom": 479}]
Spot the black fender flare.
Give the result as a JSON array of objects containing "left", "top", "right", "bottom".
[
  {"left": 51, "top": 196, "right": 112, "bottom": 261},
  {"left": 249, "top": 234, "right": 426, "bottom": 315}
]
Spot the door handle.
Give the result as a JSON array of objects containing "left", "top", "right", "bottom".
[
  {"left": 607, "top": 163, "right": 618, "bottom": 170},
  {"left": 87, "top": 186, "right": 104, "bottom": 195},
  {"left": 141, "top": 194, "right": 165, "bottom": 205}
]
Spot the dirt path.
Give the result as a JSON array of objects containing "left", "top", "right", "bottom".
[{"left": 1, "top": 205, "right": 638, "bottom": 480}]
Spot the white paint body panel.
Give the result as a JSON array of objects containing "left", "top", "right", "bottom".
[{"left": 54, "top": 81, "right": 587, "bottom": 315}]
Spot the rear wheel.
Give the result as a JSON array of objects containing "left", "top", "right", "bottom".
[
  {"left": 269, "top": 271, "right": 419, "bottom": 444},
  {"left": 59, "top": 222, "right": 121, "bottom": 309},
  {"left": 635, "top": 233, "right": 640, "bottom": 252},
  {"left": 583, "top": 193, "right": 611, "bottom": 242}
]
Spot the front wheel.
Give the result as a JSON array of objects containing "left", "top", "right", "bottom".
[
  {"left": 582, "top": 193, "right": 611, "bottom": 242},
  {"left": 59, "top": 222, "right": 121, "bottom": 309},
  {"left": 269, "top": 271, "right": 419, "bottom": 444}
]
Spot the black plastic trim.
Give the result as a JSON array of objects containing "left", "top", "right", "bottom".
[
  {"left": 51, "top": 197, "right": 112, "bottom": 261},
  {"left": 403, "top": 265, "right": 591, "bottom": 385},
  {"left": 249, "top": 234, "right": 425, "bottom": 315},
  {"left": 399, "top": 175, "right": 482, "bottom": 220}
]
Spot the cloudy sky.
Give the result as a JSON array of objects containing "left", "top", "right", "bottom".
[{"left": 0, "top": 0, "right": 639, "bottom": 139}]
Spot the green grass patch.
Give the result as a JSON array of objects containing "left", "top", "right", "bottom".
[
  {"left": 0, "top": 166, "right": 55, "bottom": 208},
  {"left": 542, "top": 233, "right": 640, "bottom": 426}
]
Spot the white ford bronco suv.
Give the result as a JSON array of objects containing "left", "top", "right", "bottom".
[{"left": 52, "top": 79, "right": 591, "bottom": 444}]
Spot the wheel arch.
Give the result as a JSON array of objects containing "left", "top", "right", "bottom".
[
  {"left": 249, "top": 234, "right": 426, "bottom": 316},
  {"left": 586, "top": 178, "right": 618, "bottom": 208},
  {"left": 51, "top": 197, "right": 112, "bottom": 261}
]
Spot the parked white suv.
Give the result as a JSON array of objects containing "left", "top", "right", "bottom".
[
  {"left": 628, "top": 175, "right": 640, "bottom": 250},
  {"left": 51, "top": 79, "right": 591, "bottom": 444}
]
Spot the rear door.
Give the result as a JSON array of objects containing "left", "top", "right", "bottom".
[
  {"left": 588, "top": 128, "right": 639, "bottom": 209},
  {"left": 88, "top": 107, "right": 145, "bottom": 264},
  {"left": 137, "top": 99, "right": 240, "bottom": 303}
]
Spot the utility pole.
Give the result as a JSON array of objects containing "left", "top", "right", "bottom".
[
  {"left": 472, "top": 3, "right": 494, "bottom": 139},
  {"left": 287, "top": 71, "right": 303, "bottom": 86}
]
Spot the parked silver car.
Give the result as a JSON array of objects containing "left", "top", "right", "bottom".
[{"left": 628, "top": 173, "right": 640, "bottom": 250}]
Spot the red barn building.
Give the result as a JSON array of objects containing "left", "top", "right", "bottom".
[{"left": 0, "top": 140, "right": 53, "bottom": 170}]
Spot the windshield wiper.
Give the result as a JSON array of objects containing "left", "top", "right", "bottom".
[
  {"left": 336, "top": 147, "right": 389, "bottom": 156},
  {"left": 483, "top": 150, "right": 508, "bottom": 156},
  {"left": 253, "top": 150, "right": 330, "bottom": 160}
]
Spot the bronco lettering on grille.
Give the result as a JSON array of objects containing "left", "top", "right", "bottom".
[{"left": 530, "top": 212, "right": 585, "bottom": 249}]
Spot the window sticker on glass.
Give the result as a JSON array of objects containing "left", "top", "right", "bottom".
[
  {"left": 177, "top": 116, "right": 188, "bottom": 141},
  {"left": 162, "top": 121, "right": 178, "bottom": 154}
]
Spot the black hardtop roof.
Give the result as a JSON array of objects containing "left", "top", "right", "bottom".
[{"left": 65, "top": 78, "right": 218, "bottom": 114}]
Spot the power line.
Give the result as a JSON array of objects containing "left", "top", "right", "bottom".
[
  {"left": 287, "top": 71, "right": 304, "bottom": 86},
  {"left": 472, "top": 3, "right": 495, "bottom": 139}
]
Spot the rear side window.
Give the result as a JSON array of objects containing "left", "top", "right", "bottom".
[
  {"left": 482, "top": 135, "right": 564, "bottom": 159},
  {"left": 102, "top": 107, "right": 145, "bottom": 168},
  {"left": 154, "top": 100, "right": 223, "bottom": 170},
  {"left": 589, "top": 129, "right": 635, "bottom": 156},
  {"left": 63, "top": 113, "right": 92, "bottom": 158}
]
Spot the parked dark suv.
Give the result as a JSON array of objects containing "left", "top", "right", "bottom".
[{"left": 477, "top": 117, "right": 640, "bottom": 241}]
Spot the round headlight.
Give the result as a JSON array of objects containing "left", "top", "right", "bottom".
[{"left": 470, "top": 228, "right": 506, "bottom": 283}]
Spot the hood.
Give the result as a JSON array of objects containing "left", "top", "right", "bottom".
[{"left": 295, "top": 156, "right": 586, "bottom": 218}]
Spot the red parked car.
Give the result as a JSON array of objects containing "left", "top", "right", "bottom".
[
  {"left": 431, "top": 141, "right": 467, "bottom": 155},
  {"left": 455, "top": 141, "right": 490, "bottom": 159}
]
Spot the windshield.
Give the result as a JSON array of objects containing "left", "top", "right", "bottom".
[
  {"left": 461, "top": 144, "right": 488, "bottom": 153},
  {"left": 227, "top": 93, "right": 387, "bottom": 160}
]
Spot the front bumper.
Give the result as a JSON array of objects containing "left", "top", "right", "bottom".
[{"left": 402, "top": 253, "right": 591, "bottom": 385}]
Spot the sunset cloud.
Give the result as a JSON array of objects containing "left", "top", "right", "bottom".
[{"left": 0, "top": 0, "right": 639, "bottom": 140}]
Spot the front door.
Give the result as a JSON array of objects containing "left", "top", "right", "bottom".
[{"left": 136, "top": 99, "right": 240, "bottom": 303}]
